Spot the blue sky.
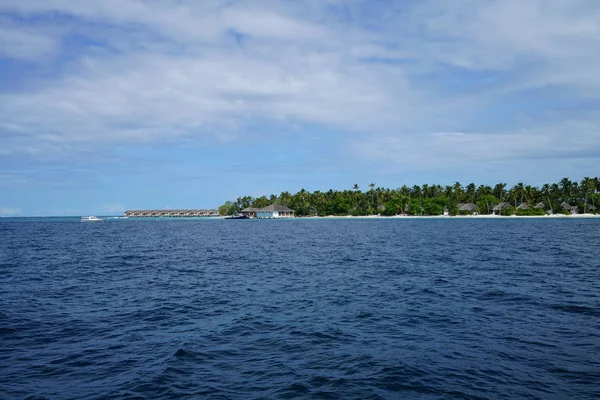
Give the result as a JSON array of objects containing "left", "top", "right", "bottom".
[{"left": 1, "top": 0, "right": 599, "bottom": 216}]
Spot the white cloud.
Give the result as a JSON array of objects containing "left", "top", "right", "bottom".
[
  {"left": 351, "top": 119, "right": 600, "bottom": 174},
  {"left": 0, "top": 33, "right": 416, "bottom": 150},
  {"left": 0, "top": 207, "right": 22, "bottom": 216},
  {"left": 0, "top": 24, "right": 59, "bottom": 60},
  {"left": 0, "top": 0, "right": 599, "bottom": 176},
  {"left": 399, "top": 0, "right": 600, "bottom": 86}
]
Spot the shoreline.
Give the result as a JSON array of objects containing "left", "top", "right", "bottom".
[
  {"left": 3, "top": 214, "right": 599, "bottom": 220},
  {"left": 297, "top": 213, "right": 600, "bottom": 219}
]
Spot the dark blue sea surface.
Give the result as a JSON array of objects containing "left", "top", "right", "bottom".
[{"left": 1, "top": 218, "right": 599, "bottom": 399}]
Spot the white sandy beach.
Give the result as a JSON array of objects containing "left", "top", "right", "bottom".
[{"left": 309, "top": 213, "right": 600, "bottom": 219}]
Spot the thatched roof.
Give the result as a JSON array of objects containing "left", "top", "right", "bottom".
[
  {"left": 534, "top": 202, "right": 545, "bottom": 209},
  {"left": 583, "top": 203, "right": 596, "bottom": 211},
  {"left": 561, "top": 202, "right": 578, "bottom": 211},
  {"left": 259, "top": 204, "right": 294, "bottom": 212},
  {"left": 459, "top": 203, "right": 478, "bottom": 211},
  {"left": 241, "top": 207, "right": 260, "bottom": 212},
  {"left": 492, "top": 202, "right": 512, "bottom": 211},
  {"left": 517, "top": 203, "right": 529, "bottom": 210}
]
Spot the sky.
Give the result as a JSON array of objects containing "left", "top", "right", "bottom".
[{"left": 1, "top": 0, "right": 599, "bottom": 216}]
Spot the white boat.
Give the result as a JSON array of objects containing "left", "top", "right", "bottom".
[{"left": 81, "top": 216, "right": 103, "bottom": 222}]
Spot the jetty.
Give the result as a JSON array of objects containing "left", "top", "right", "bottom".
[{"left": 124, "top": 209, "right": 220, "bottom": 218}]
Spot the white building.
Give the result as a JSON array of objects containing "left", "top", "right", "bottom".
[{"left": 257, "top": 204, "right": 295, "bottom": 218}]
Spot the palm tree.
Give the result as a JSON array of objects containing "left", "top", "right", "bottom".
[
  {"left": 581, "top": 177, "right": 596, "bottom": 212},
  {"left": 513, "top": 182, "right": 525, "bottom": 204},
  {"left": 367, "top": 183, "right": 376, "bottom": 212},
  {"left": 541, "top": 183, "right": 550, "bottom": 197},
  {"left": 279, "top": 191, "right": 292, "bottom": 207},
  {"left": 222, "top": 176, "right": 598, "bottom": 218},
  {"left": 477, "top": 185, "right": 493, "bottom": 198},
  {"left": 444, "top": 185, "right": 453, "bottom": 199},
  {"left": 559, "top": 177, "right": 572, "bottom": 202},
  {"left": 524, "top": 185, "right": 537, "bottom": 203},
  {"left": 493, "top": 183, "right": 507, "bottom": 203},
  {"left": 541, "top": 183, "right": 553, "bottom": 214},
  {"left": 465, "top": 183, "right": 476, "bottom": 202},
  {"left": 412, "top": 185, "right": 423, "bottom": 214},
  {"left": 351, "top": 184, "right": 360, "bottom": 212},
  {"left": 453, "top": 182, "right": 464, "bottom": 205},
  {"left": 572, "top": 181, "right": 580, "bottom": 201}
]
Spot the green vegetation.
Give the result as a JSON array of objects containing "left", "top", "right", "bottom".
[
  {"left": 516, "top": 208, "right": 546, "bottom": 216},
  {"left": 221, "top": 177, "right": 600, "bottom": 217},
  {"left": 218, "top": 201, "right": 238, "bottom": 216}
]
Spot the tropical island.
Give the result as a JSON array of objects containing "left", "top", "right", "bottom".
[{"left": 218, "top": 177, "right": 600, "bottom": 217}]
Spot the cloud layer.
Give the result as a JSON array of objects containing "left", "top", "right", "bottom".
[
  {"left": 1, "top": 0, "right": 599, "bottom": 213},
  {"left": 0, "top": 207, "right": 21, "bottom": 216}
]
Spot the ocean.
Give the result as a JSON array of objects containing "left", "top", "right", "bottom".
[{"left": 1, "top": 218, "right": 599, "bottom": 399}]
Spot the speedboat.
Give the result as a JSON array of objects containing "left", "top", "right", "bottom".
[
  {"left": 224, "top": 214, "right": 248, "bottom": 219},
  {"left": 81, "top": 216, "right": 103, "bottom": 222}
]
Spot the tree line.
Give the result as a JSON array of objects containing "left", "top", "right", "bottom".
[{"left": 219, "top": 177, "right": 600, "bottom": 216}]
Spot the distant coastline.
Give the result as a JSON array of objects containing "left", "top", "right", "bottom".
[
  {"left": 3, "top": 214, "right": 600, "bottom": 220},
  {"left": 218, "top": 177, "right": 599, "bottom": 218},
  {"left": 300, "top": 214, "right": 600, "bottom": 219}
]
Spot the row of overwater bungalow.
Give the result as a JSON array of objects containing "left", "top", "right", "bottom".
[
  {"left": 124, "top": 209, "right": 220, "bottom": 218},
  {"left": 457, "top": 201, "right": 596, "bottom": 215}
]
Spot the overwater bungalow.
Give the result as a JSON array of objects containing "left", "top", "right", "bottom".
[{"left": 123, "top": 209, "right": 221, "bottom": 218}]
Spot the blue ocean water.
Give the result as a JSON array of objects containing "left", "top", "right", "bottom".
[{"left": 1, "top": 218, "right": 599, "bottom": 399}]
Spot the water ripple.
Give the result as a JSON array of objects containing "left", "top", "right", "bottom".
[{"left": 1, "top": 218, "right": 599, "bottom": 399}]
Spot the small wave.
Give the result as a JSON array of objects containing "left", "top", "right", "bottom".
[
  {"left": 549, "top": 304, "right": 600, "bottom": 317},
  {"left": 2, "top": 217, "right": 599, "bottom": 399}
]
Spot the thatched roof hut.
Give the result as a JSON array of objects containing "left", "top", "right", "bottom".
[
  {"left": 561, "top": 202, "right": 578, "bottom": 212},
  {"left": 492, "top": 202, "right": 512, "bottom": 211},
  {"left": 583, "top": 203, "right": 596, "bottom": 211},
  {"left": 534, "top": 202, "right": 545, "bottom": 209},
  {"left": 459, "top": 203, "right": 478, "bottom": 212},
  {"left": 516, "top": 203, "right": 529, "bottom": 210}
]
